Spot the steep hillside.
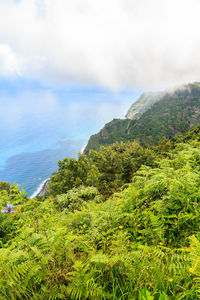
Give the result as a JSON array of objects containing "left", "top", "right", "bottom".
[
  {"left": 84, "top": 118, "right": 130, "bottom": 153},
  {"left": 1, "top": 125, "right": 200, "bottom": 299},
  {"left": 125, "top": 90, "right": 163, "bottom": 119},
  {"left": 84, "top": 82, "right": 200, "bottom": 153}
]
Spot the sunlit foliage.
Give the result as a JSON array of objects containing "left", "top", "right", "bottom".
[
  {"left": 49, "top": 141, "right": 157, "bottom": 197},
  {"left": 0, "top": 128, "right": 200, "bottom": 299}
]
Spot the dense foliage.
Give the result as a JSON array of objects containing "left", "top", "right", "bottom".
[
  {"left": 0, "top": 124, "right": 200, "bottom": 299},
  {"left": 49, "top": 141, "right": 158, "bottom": 197},
  {"left": 85, "top": 83, "right": 200, "bottom": 153}
]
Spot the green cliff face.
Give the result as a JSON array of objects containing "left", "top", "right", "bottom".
[
  {"left": 84, "top": 82, "right": 200, "bottom": 153},
  {"left": 125, "top": 90, "right": 163, "bottom": 119},
  {"left": 84, "top": 118, "right": 130, "bottom": 154}
]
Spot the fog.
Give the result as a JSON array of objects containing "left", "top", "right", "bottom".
[{"left": 0, "top": 0, "right": 199, "bottom": 90}]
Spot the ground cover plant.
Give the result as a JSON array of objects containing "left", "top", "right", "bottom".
[{"left": 0, "top": 128, "right": 200, "bottom": 299}]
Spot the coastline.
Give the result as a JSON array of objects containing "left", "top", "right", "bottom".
[
  {"left": 80, "top": 143, "right": 87, "bottom": 154},
  {"left": 30, "top": 178, "right": 50, "bottom": 198},
  {"left": 31, "top": 142, "right": 88, "bottom": 198}
]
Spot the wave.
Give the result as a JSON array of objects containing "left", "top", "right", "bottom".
[
  {"left": 80, "top": 144, "right": 87, "bottom": 153},
  {"left": 30, "top": 142, "right": 87, "bottom": 198},
  {"left": 30, "top": 178, "right": 50, "bottom": 198}
]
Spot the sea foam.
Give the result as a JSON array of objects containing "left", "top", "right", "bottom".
[{"left": 30, "top": 178, "right": 50, "bottom": 198}]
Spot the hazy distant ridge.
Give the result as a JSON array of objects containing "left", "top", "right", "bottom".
[{"left": 84, "top": 82, "right": 200, "bottom": 153}]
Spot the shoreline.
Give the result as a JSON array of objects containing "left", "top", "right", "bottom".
[
  {"left": 30, "top": 178, "right": 50, "bottom": 198},
  {"left": 80, "top": 143, "right": 87, "bottom": 154},
  {"left": 31, "top": 142, "right": 88, "bottom": 198}
]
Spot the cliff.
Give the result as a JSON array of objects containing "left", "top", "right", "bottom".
[{"left": 84, "top": 82, "right": 200, "bottom": 153}]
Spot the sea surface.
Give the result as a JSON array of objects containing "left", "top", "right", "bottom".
[{"left": 0, "top": 82, "right": 140, "bottom": 196}]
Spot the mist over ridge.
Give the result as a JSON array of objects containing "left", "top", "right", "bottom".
[{"left": 0, "top": 0, "right": 199, "bottom": 90}]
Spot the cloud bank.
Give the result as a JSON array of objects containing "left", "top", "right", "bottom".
[{"left": 0, "top": 0, "right": 200, "bottom": 89}]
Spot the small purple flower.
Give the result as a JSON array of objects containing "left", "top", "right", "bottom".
[
  {"left": 6, "top": 204, "right": 14, "bottom": 213},
  {"left": 1, "top": 204, "right": 14, "bottom": 215}
]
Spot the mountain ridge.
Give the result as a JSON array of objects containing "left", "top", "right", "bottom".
[{"left": 84, "top": 82, "right": 200, "bottom": 154}]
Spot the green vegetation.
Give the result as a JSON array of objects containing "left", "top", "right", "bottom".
[
  {"left": 125, "top": 91, "right": 163, "bottom": 119},
  {"left": 49, "top": 141, "right": 157, "bottom": 197},
  {"left": 85, "top": 83, "right": 200, "bottom": 153},
  {"left": 84, "top": 118, "right": 131, "bottom": 153},
  {"left": 0, "top": 124, "right": 200, "bottom": 299}
]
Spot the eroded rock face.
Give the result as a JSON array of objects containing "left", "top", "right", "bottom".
[{"left": 37, "top": 179, "right": 50, "bottom": 197}]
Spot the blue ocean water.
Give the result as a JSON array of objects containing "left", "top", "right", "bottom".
[
  {"left": 0, "top": 140, "right": 85, "bottom": 196},
  {"left": 0, "top": 81, "right": 141, "bottom": 196}
]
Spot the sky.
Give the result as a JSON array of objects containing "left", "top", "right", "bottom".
[{"left": 0, "top": 0, "right": 200, "bottom": 91}]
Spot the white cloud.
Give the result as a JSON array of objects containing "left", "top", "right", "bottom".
[
  {"left": 0, "top": 0, "right": 200, "bottom": 89},
  {"left": 0, "top": 44, "right": 21, "bottom": 75}
]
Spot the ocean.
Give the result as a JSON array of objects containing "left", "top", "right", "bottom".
[{"left": 0, "top": 83, "right": 140, "bottom": 196}]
